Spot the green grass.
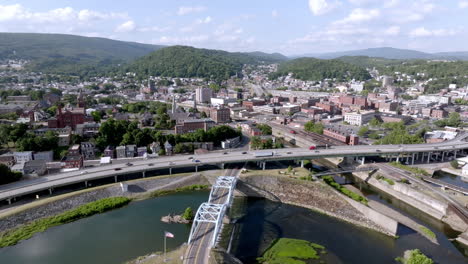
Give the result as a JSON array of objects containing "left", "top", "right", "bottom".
[
  {"left": 257, "top": 238, "right": 326, "bottom": 264},
  {"left": 322, "top": 176, "right": 368, "bottom": 205},
  {"left": 0, "top": 197, "right": 131, "bottom": 248},
  {"left": 396, "top": 249, "right": 434, "bottom": 264},
  {"left": 418, "top": 226, "right": 436, "bottom": 239},
  {"left": 376, "top": 175, "right": 395, "bottom": 185},
  {"left": 148, "top": 184, "right": 209, "bottom": 198},
  {"left": 389, "top": 162, "right": 430, "bottom": 176}
]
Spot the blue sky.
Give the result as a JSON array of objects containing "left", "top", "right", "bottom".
[{"left": 0, "top": 0, "right": 467, "bottom": 55}]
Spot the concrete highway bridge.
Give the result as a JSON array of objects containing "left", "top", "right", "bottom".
[
  {"left": 184, "top": 169, "right": 239, "bottom": 264},
  {"left": 1, "top": 133, "right": 468, "bottom": 205}
]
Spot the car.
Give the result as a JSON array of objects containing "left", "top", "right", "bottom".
[
  {"left": 434, "top": 147, "right": 439, "bottom": 149},
  {"left": 376, "top": 149, "right": 381, "bottom": 152},
  {"left": 314, "top": 150, "right": 320, "bottom": 153},
  {"left": 126, "top": 163, "right": 133, "bottom": 166},
  {"left": 188, "top": 157, "right": 193, "bottom": 160},
  {"left": 147, "top": 163, "right": 154, "bottom": 166},
  {"left": 309, "top": 146, "right": 316, "bottom": 150},
  {"left": 223, "top": 152, "right": 228, "bottom": 155},
  {"left": 193, "top": 159, "right": 200, "bottom": 163},
  {"left": 287, "top": 152, "right": 292, "bottom": 154},
  {"left": 169, "top": 161, "right": 175, "bottom": 165},
  {"left": 80, "top": 171, "right": 88, "bottom": 175},
  {"left": 242, "top": 152, "right": 247, "bottom": 154},
  {"left": 114, "top": 168, "right": 122, "bottom": 171}
]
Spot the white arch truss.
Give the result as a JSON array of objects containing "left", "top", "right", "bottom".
[
  {"left": 209, "top": 176, "right": 237, "bottom": 205},
  {"left": 188, "top": 202, "right": 227, "bottom": 247}
]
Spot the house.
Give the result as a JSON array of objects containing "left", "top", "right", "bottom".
[
  {"left": 33, "top": 151, "right": 54, "bottom": 162},
  {"left": 164, "top": 141, "right": 173, "bottom": 155},
  {"left": 80, "top": 142, "right": 96, "bottom": 160},
  {"left": 24, "top": 160, "right": 47, "bottom": 176},
  {"left": 116, "top": 146, "right": 126, "bottom": 159},
  {"left": 11, "top": 163, "right": 25, "bottom": 174},
  {"left": 150, "top": 142, "right": 161, "bottom": 154},
  {"left": 126, "top": 145, "right": 137, "bottom": 158},
  {"left": 61, "top": 155, "right": 83, "bottom": 169},
  {"left": 137, "top": 147, "right": 147, "bottom": 157},
  {"left": 103, "top": 146, "right": 115, "bottom": 158},
  {"left": 14, "top": 151, "right": 33, "bottom": 164},
  {"left": 0, "top": 153, "right": 15, "bottom": 166}
]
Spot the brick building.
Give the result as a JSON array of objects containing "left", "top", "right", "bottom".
[
  {"left": 175, "top": 119, "right": 216, "bottom": 134},
  {"left": 210, "top": 107, "right": 231, "bottom": 123}
]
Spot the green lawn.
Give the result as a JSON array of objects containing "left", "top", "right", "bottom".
[{"left": 257, "top": 238, "right": 326, "bottom": 264}]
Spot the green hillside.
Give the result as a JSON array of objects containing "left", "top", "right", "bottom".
[
  {"left": 270, "top": 57, "right": 371, "bottom": 81},
  {"left": 125, "top": 45, "right": 287, "bottom": 81},
  {"left": 0, "top": 33, "right": 164, "bottom": 76}
]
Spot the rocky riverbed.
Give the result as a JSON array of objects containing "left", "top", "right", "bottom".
[
  {"left": 0, "top": 173, "right": 208, "bottom": 233},
  {"left": 161, "top": 214, "right": 190, "bottom": 224}
]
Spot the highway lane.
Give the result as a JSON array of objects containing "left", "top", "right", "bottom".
[
  {"left": 184, "top": 168, "right": 237, "bottom": 264},
  {"left": 2, "top": 135, "right": 468, "bottom": 202}
]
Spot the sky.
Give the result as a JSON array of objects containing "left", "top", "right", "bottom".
[{"left": 0, "top": 0, "right": 467, "bottom": 55}]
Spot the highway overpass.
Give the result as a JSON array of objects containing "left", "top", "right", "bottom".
[{"left": 1, "top": 133, "right": 468, "bottom": 204}]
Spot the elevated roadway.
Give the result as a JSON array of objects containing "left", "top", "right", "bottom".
[{"left": 1, "top": 133, "right": 468, "bottom": 203}]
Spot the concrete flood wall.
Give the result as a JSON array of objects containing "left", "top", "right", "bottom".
[
  {"left": 355, "top": 171, "right": 448, "bottom": 220},
  {"left": 236, "top": 175, "right": 398, "bottom": 236}
]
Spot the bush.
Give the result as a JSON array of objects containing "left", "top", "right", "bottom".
[
  {"left": 149, "top": 184, "right": 209, "bottom": 198},
  {"left": 182, "top": 207, "right": 194, "bottom": 221},
  {"left": 0, "top": 197, "right": 131, "bottom": 247},
  {"left": 450, "top": 160, "right": 459, "bottom": 169},
  {"left": 389, "top": 162, "right": 430, "bottom": 176},
  {"left": 322, "top": 176, "right": 368, "bottom": 205}
]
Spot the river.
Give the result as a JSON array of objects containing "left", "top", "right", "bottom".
[
  {"left": 230, "top": 197, "right": 467, "bottom": 264},
  {"left": 0, "top": 191, "right": 209, "bottom": 264}
]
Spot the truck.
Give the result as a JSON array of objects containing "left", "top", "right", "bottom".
[{"left": 253, "top": 151, "right": 274, "bottom": 157}]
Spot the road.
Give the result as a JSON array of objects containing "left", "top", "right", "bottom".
[
  {"left": 2, "top": 133, "right": 468, "bottom": 202},
  {"left": 184, "top": 168, "right": 239, "bottom": 264}
]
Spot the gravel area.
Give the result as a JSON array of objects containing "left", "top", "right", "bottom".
[{"left": 0, "top": 173, "right": 208, "bottom": 233}]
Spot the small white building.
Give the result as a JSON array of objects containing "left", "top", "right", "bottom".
[
  {"left": 13, "top": 151, "right": 33, "bottom": 164},
  {"left": 344, "top": 111, "right": 375, "bottom": 126}
]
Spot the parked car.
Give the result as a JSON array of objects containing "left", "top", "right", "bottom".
[{"left": 126, "top": 163, "right": 133, "bottom": 166}]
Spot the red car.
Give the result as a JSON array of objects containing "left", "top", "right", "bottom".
[
  {"left": 290, "top": 130, "right": 296, "bottom": 134},
  {"left": 309, "top": 146, "right": 316, "bottom": 150}
]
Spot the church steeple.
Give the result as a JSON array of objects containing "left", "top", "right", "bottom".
[{"left": 77, "top": 89, "right": 85, "bottom": 108}]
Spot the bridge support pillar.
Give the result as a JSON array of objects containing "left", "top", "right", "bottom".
[
  {"left": 221, "top": 163, "right": 225, "bottom": 169},
  {"left": 396, "top": 156, "right": 399, "bottom": 163},
  {"left": 262, "top": 162, "right": 266, "bottom": 170},
  {"left": 361, "top": 157, "right": 365, "bottom": 165},
  {"left": 441, "top": 151, "right": 445, "bottom": 161},
  {"left": 7, "top": 198, "right": 11, "bottom": 205},
  {"left": 142, "top": 171, "right": 145, "bottom": 178},
  {"left": 427, "top": 152, "right": 431, "bottom": 163},
  {"left": 48, "top": 188, "right": 52, "bottom": 195},
  {"left": 454, "top": 150, "right": 458, "bottom": 158},
  {"left": 169, "top": 168, "right": 172, "bottom": 175},
  {"left": 412, "top": 153, "right": 415, "bottom": 165},
  {"left": 84, "top": 181, "right": 88, "bottom": 187},
  {"left": 195, "top": 165, "right": 198, "bottom": 172},
  {"left": 301, "top": 160, "right": 304, "bottom": 168},
  {"left": 114, "top": 176, "right": 118, "bottom": 183}
]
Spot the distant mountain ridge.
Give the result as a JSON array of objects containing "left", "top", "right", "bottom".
[{"left": 297, "top": 47, "right": 468, "bottom": 60}]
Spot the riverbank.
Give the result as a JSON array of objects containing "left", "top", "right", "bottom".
[
  {"left": 0, "top": 172, "right": 211, "bottom": 233},
  {"left": 236, "top": 168, "right": 394, "bottom": 236}
]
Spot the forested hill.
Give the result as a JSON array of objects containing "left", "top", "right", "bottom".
[
  {"left": 270, "top": 57, "right": 372, "bottom": 81},
  {"left": 0, "top": 33, "right": 164, "bottom": 76},
  {"left": 124, "top": 46, "right": 287, "bottom": 81}
]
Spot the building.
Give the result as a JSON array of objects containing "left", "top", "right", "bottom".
[
  {"left": 221, "top": 136, "right": 241, "bottom": 149},
  {"left": 137, "top": 147, "right": 147, "bottom": 157},
  {"left": 61, "top": 155, "right": 83, "bottom": 169},
  {"left": 424, "top": 131, "right": 458, "bottom": 143},
  {"left": 126, "top": 145, "right": 137, "bottom": 158},
  {"left": 68, "top": 145, "right": 81, "bottom": 156},
  {"left": 33, "top": 151, "right": 54, "bottom": 162},
  {"left": 242, "top": 99, "right": 266, "bottom": 111},
  {"left": 116, "top": 146, "right": 126, "bottom": 159},
  {"left": 210, "top": 107, "right": 231, "bottom": 123},
  {"left": 175, "top": 118, "right": 215, "bottom": 134},
  {"left": 279, "top": 104, "right": 301, "bottom": 115},
  {"left": 195, "top": 88, "right": 213, "bottom": 103},
  {"left": 149, "top": 142, "right": 161, "bottom": 154},
  {"left": 103, "top": 146, "right": 115, "bottom": 158},
  {"left": 48, "top": 92, "right": 93, "bottom": 129},
  {"left": 431, "top": 109, "right": 448, "bottom": 119},
  {"left": 382, "top": 76, "right": 394, "bottom": 88},
  {"left": 164, "top": 141, "right": 173, "bottom": 155},
  {"left": 13, "top": 151, "right": 33, "bottom": 164},
  {"left": 80, "top": 142, "right": 96, "bottom": 160},
  {"left": 24, "top": 160, "right": 47, "bottom": 176},
  {"left": 344, "top": 111, "right": 375, "bottom": 126},
  {"left": 350, "top": 82, "right": 364, "bottom": 93}
]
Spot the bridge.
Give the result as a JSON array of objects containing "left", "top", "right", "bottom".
[
  {"left": 312, "top": 166, "right": 377, "bottom": 178},
  {"left": 184, "top": 169, "right": 239, "bottom": 264},
  {"left": 422, "top": 177, "right": 468, "bottom": 195},
  {"left": 1, "top": 133, "right": 468, "bottom": 204}
]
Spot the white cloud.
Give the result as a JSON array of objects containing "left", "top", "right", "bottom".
[
  {"left": 157, "top": 35, "right": 209, "bottom": 44},
  {"left": 177, "top": 6, "right": 206, "bottom": 16},
  {"left": 334, "top": 8, "right": 380, "bottom": 24},
  {"left": 459, "top": 1, "right": 468, "bottom": 8},
  {"left": 272, "top": 10, "right": 278, "bottom": 17},
  {"left": 77, "top": 10, "right": 127, "bottom": 22},
  {"left": 138, "top": 26, "right": 170, "bottom": 33},
  {"left": 115, "top": 20, "right": 136, "bottom": 33},
  {"left": 234, "top": 28, "right": 244, "bottom": 34},
  {"left": 308, "top": 0, "right": 340, "bottom": 16},
  {"left": 384, "top": 26, "right": 400, "bottom": 36},
  {"left": 383, "top": 0, "right": 399, "bottom": 8},
  {"left": 409, "top": 27, "right": 459, "bottom": 37},
  {"left": 195, "top": 16, "right": 212, "bottom": 24}
]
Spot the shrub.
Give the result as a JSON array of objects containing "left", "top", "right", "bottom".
[
  {"left": 322, "top": 176, "right": 368, "bottom": 205},
  {"left": 182, "top": 207, "right": 194, "bottom": 221}
]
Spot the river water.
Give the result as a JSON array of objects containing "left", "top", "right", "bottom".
[
  {"left": 433, "top": 170, "right": 468, "bottom": 189},
  {"left": 0, "top": 191, "right": 209, "bottom": 264},
  {"left": 231, "top": 197, "right": 467, "bottom": 264}
]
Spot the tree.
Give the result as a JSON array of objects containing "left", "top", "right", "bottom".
[
  {"left": 0, "top": 164, "right": 22, "bottom": 185},
  {"left": 357, "top": 126, "right": 369, "bottom": 137},
  {"left": 200, "top": 112, "right": 208, "bottom": 118},
  {"left": 369, "top": 117, "right": 382, "bottom": 127},
  {"left": 450, "top": 160, "right": 459, "bottom": 169},
  {"left": 91, "top": 111, "right": 102, "bottom": 122},
  {"left": 304, "top": 121, "right": 324, "bottom": 134},
  {"left": 182, "top": 207, "right": 194, "bottom": 221},
  {"left": 256, "top": 124, "right": 272, "bottom": 135}
]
